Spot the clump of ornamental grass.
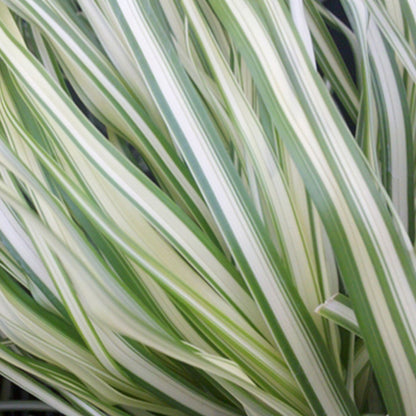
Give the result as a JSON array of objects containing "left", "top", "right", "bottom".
[{"left": 0, "top": 1, "right": 414, "bottom": 415}]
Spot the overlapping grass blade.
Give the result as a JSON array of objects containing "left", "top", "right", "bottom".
[
  {"left": 0, "top": 9, "right": 314, "bottom": 414},
  {"left": 0, "top": 0, "right": 414, "bottom": 415},
  {"left": 316, "top": 293, "right": 360, "bottom": 336},
  {"left": 204, "top": 0, "right": 416, "bottom": 414}
]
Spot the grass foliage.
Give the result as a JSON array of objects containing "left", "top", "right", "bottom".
[{"left": 0, "top": 0, "right": 414, "bottom": 415}]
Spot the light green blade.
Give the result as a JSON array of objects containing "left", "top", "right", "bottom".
[{"left": 205, "top": 1, "right": 416, "bottom": 414}]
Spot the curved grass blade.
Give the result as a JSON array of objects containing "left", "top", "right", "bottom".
[{"left": 206, "top": 1, "right": 416, "bottom": 414}]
